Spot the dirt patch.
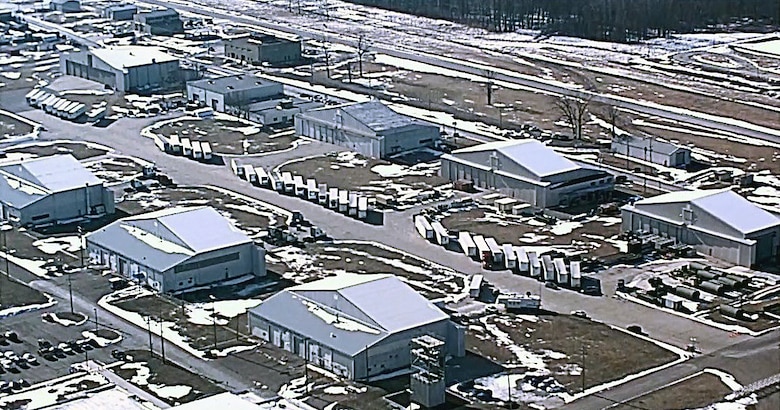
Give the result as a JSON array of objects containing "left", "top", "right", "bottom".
[
  {"left": 118, "top": 185, "right": 285, "bottom": 239},
  {"left": 5, "top": 142, "right": 109, "bottom": 160},
  {"left": 464, "top": 313, "right": 679, "bottom": 393},
  {"left": 0, "top": 113, "right": 34, "bottom": 138},
  {"left": 439, "top": 206, "right": 622, "bottom": 257},
  {"left": 279, "top": 151, "right": 450, "bottom": 209},
  {"left": 113, "top": 349, "right": 225, "bottom": 405},
  {"left": 268, "top": 241, "right": 467, "bottom": 300},
  {"left": 706, "top": 310, "right": 780, "bottom": 333},
  {"left": 84, "top": 156, "right": 143, "bottom": 185},
  {"left": 0, "top": 274, "right": 50, "bottom": 311},
  {"left": 152, "top": 117, "right": 297, "bottom": 155},
  {"left": 620, "top": 372, "right": 732, "bottom": 410}
]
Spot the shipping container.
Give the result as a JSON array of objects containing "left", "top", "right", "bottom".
[
  {"left": 485, "top": 238, "right": 503, "bottom": 267},
  {"left": 515, "top": 247, "right": 529, "bottom": 274},
  {"left": 256, "top": 167, "right": 269, "bottom": 186},
  {"left": 348, "top": 192, "right": 358, "bottom": 216},
  {"left": 528, "top": 251, "right": 541, "bottom": 277},
  {"left": 338, "top": 190, "right": 349, "bottom": 213},
  {"left": 458, "top": 232, "right": 477, "bottom": 259},
  {"left": 201, "top": 142, "right": 213, "bottom": 160},
  {"left": 318, "top": 184, "right": 329, "bottom": 205},
  {"left": 192, "top": 140, "right": 203, "bottom": 160},
  {"left": 431, "top": 221, "right": 449, "bottom": 245},
  {"left": 414, "top": 215, "right": 434, "bottom": 240},
  {"left": 328, "top": 188, "right": 339, "bottom": 209},
  {"left": 570, "top": 261, "right": 581, "bottom": 288},
  {"left": 231, "top": 159, "right": 245, "bottom": 177},
  {"left": 473, "top": 235, "right": 490, "bottom": 263},
  {"left": 358, "top": 196, "right": 368, "bottom": 219},
  {"left": 153, "top": 134, "right": 169, "bottom": 153},
  {"left": 502, "top": 244, "right": 517, "bottom": 270},
  {"left": 244, "top": 165, "right": 258, "bottom": 184},
  {"left": 270, "top": 172, "right": 284, "bottom": 191},
  {"left": 181, "top": 138, "right": 193, "bottom": 157},
  {"left": 469, "top": 274, "right": 484, "bottom": 298},
  {"left": 541, "top": 255, "right": 555, "bottom": 282},
  {"left": 307, "top": 179, "right": 318, "bottom": 201},
  {"left": 169, "top": 134, "right": 182, "bottom": 155},
  {"left": 294, "top": 175, "right": 305, "bottom": 197},
  {"left": 67, "top": 103, "right": 87, "bottom": 120},
  {"left": 553, "top": 258, "right": 568, "bottom": 285},
  {"left": 282, "top": 172, "right": 295, "bottom": 194}
]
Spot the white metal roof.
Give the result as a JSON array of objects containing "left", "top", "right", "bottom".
[
  {"left": 451, "top": 139, "right": 580, "bottom": 178},
  {"left": 251, "top": 273, "right": 448, "bottom": 356},
  {"left": 86, "top": 207, "right": 252, "bottom": 272},
  {"left": 90, "top": 46, "right": 177, "bottom": 72},
  {"left": 171, "top": 392, "right": 261, "bottom": 410},
  {"left": 633, "top": 188, "right": 780, "bottom": 235},
  {"left": 0, "top": 154, "right": 102, "bottom": 208}
]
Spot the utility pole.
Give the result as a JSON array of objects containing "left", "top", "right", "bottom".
[
  {"left": 160, "top": 321, "right": 166, "bottom": 363},
  {"left": 94, "top": 308, "right": 98, "bottom": 332},
  {"left": 147, "top": 317, "right": 153, "bottom": 354},
  {"left": 580, "top": 341, "right": 587, "bottom": 393},
  {"left": 67, "top": 271, "right": 74, "bottom": 314},
  {"left": 78, "top": 225, "right": 84, "bottom": 268},
  {"left": 210, "top": 295, "right": 218, "bottom": 350},
  {"left": 304, "top": 338, "right": 309, "bottom": 393}
]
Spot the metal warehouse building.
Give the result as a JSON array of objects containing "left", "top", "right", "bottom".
[
  {"left": 60, "top": 46, "right": 181, "bottom": 93},
  {"left": 86, "top": 206, "right": 266, "bottom": 292},
  {"left": 186, "top": 75, "right": 284, "bottom": 112},
  {"left": 294, "top": 101, "right": 441, "bottom": 159},
  {"left": 224, "top": 33, "right": 302, "bottom": 66},
  {"left": 611, "top": 135, "right": 691, "bottom": 168},
  {"left": 440, "top": 140, "right": 614, "bottom": 208},
  {"left": 248, "top": 273, "right": 464, "bottom": 381},
  {"left": 621, "top": 189, "right": 780, "bottom": 267},
  {"left": 0, "top": 155, "right": 115, "bottom": 226}
]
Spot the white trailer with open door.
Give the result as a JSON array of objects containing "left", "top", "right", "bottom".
[
  {"left": 328, "top": 188, "right": 339, "bottom": 209},
  {"left": 307, "top": 179, "right": 318, "bottom": 201},
  {"left": 431, "top": 221, "right": 449, "bottom": 245},
  {"left": 458, "top": 232, "right": 477, "bottom": 259},
  {"left": 414, "top": 215, "right": 434, "bottom": 240},
  {"left": 502, "top": 244, "right": 517, "bottom": 270},
  {"left": 358, "top": 196, "right": 368, "bottom": 219}
]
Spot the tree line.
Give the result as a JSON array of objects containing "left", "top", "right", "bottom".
[{"left": 343, "top": 0, "right": 780, "bottom": 42}]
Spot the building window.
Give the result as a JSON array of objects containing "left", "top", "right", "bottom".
[
  {"left": 31, "top": 214, "right": 50, "bottom": 221},
  {"left": 174, "top": 252, "right": 240, "bottom": 273}
]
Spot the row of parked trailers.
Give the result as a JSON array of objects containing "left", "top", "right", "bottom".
[
  {"left": 25, "top": 89, "right": 101, "bottom": 121},
  {"left": 154, "top": 134, "right": 213, "bottom": 161},
  {"left": 414, "top": 215, "right": 600, "bottom": 293},
  {"left": 231, "top": 159, "right": 370, "bottom": 220}
]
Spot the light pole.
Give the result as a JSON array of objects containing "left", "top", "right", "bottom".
[
  {"left": 209, "top": 295, "right": 218, "bottom": 350},
  {"left": 94, "top": 308, "right": 98, "bottom": 332}
]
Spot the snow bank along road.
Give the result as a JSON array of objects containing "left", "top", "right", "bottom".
[{"left": 140, "top": 0, "right": 780, "bottom": 145}]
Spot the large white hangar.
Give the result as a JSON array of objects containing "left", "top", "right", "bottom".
[
  {"left": 248, "top": 273, "right": 465, "bottom": 381},
  {"left": 621, "top": 189, "right": 780, "bottom": 267},
  {"left": 0, "top": 154, "right": 115, "bottom": 226},
  {"left": 86, "top": 206, "right": 266, "bottom": 292},
  {"left": 440, "top": 140, "right": 614, "bottom": 208}
]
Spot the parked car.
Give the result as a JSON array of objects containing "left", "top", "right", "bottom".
[
  {"left": 37, "top": 339, "right": 52, "bottom": 349},
  {"left": 571, "top": 310, "right": 589, "bottom": 319},
  {"left": 58, "top": 343, "right": 74, "bottom": 355},
  {"left": 4, "top": 331, "right": 19, "bottom": 343},
  {"left": 21, "top": 353, "right": 37, "bottom": 365}
]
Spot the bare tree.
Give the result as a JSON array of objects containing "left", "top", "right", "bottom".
[
  {"left": 555, "top": 96, "right": 590, "bottom": 140},
  {"left": 484, "top": 70, "right": 496, "bottom": 105},
  {"left": 356, "top": 34, "right": 370, "bottom": 78},
  {"left": 322, "top": 36, "right": 331, "bottom": 79},
  {"left": 606, "top": 105, "right": 619, "bottom": 139}
]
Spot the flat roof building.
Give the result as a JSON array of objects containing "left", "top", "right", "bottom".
[
  {"left": 60, "top": 46, "right": 181, "bottom": 93},
  {"left": 49, "top": 0, "right": 81, "bottom": 13},
  {"left": 294, "top": 101, "right": 441, "bottom": 159},
  {"left": 441, "top": 140, "right": 613, "bottom": 208},
  {"left": 133, "top": 8, "right": 183, "bottom": 36},
  {"left": 621, "top": 189, "right": 780, "bottom": 267},
  {"left": 102, "top": 3, "right": 138, "bottom": 21},
  {"left": 248, "top": 273, "right": 464, "bottom": 380},
  {"left": 186, "top": 75, "right": 284, "bottom": 112},
  {"left": 86, "top": 206, "right": 266, "bottom": 292},
  {"left": 0, "top": 154, "right": 115, "bottom": 226},
  {"left": 224, "top": 33, "right": 301, "bottom": 66}
]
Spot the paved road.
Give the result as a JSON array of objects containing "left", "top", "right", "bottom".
[
  {"left": 137, "top": 0, "right": 780, "bottom": 144},
  {"left": 560, "top": 330, "right": 780, "bottom": 409},
  {"left": 14, "top": 109, "right": 754, "bottom": 357}
]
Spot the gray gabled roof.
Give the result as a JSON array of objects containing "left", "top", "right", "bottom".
[
  {"left": 250, "top": 273, "right": 448, "bottom": 356},
  {"left": 0, "top": 154, "right": 102, "bottom": 209},
  {"left": 447, "top": 139, "right": 580, "bottom": 179},
  {"left": 86, "top": 206, "right": 252, "bottom": 272},
  {"left": 611, "top": 135, "right": 687, "bottom": 156},
  {"left": 338, "top": 101, "right": 423, "bottom": 133},
  {"left": 628, "top": 188, "right": 780, "bottom": 235}
]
